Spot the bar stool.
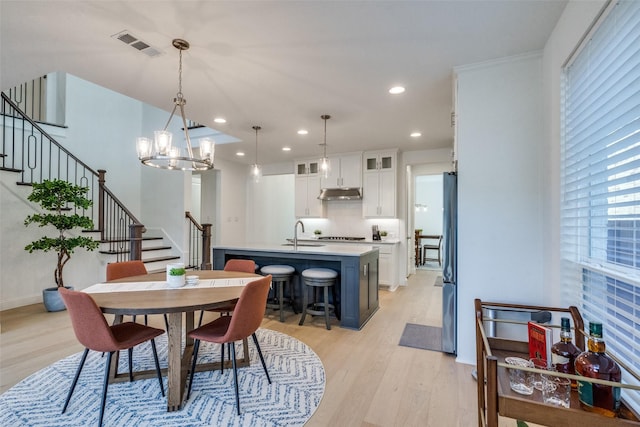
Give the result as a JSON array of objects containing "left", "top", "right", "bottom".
[
  {"left": 299, "top": 268, "right": 339, "bottom": 330},
  {"left": 260, "top": 264, "right": 297, "bottom": 322}
]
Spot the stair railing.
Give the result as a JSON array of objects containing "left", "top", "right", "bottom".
[
  {"left": 185, "top": 211, "right": 212, "bottom": 270},
  {"left": 1, "top": 92, "right": 144, "bottom": 261},
  {"left": 2, "top": 76, "right": 48, "bottom": 124}
]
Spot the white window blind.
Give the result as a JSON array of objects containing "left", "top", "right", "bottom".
[{"left": 561, "top": 0, "right": 640, "bottom": 413}]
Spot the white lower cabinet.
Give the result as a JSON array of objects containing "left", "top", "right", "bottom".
[{"left": 373, "top": 244, "right": 398, "bottom": 290}]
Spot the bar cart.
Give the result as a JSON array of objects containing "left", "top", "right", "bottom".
[{"left": 474, "top": 299, "right": 640, "bottom": 427}]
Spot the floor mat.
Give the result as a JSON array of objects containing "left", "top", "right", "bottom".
[
  {"left": 398, "top": 323, "right": 442, "bottom": 352},
  {"left": 434, "top": 276, "right": 443, "bottom": 287}
]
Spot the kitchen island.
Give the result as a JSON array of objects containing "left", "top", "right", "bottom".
[{"left": 212, "top": 244, "right": 379, "bottom": 330}]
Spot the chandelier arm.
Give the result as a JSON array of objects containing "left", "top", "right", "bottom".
[
  {"left": 162, "top": 103, "right": 179, "bottom": 131},
  {"left": 178, "top": 103, "right": 195, "bottom": 159}
]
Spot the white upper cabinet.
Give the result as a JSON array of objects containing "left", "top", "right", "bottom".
[
  {"left": 321, "top": 153, "right": 362, "bottom": 189},
  {"left": 294, "top": 159, "right": 325, "bottom": 218},
  {"left": 362, "top": 150, "right": 397, "bottom": 218}
]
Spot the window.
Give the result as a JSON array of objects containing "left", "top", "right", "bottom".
[{"left": 561, "top": 0, "right": 640, "bottom": 412}]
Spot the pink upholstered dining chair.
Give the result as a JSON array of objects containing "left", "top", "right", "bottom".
[
  {"left": 187, "top": 275, "right": 272, "bottom": 415},
  {"left": 106, "top": 260, "right": 152, "bottom": 325},
  {"left": 59, "top": 287, "right": 165, "bottom": 427},
  {"left": 197, "top": 259, "right": 257, "bottom": 327},
  {"left": 106, "top": 260, "right": 147, "bottom": 281}
]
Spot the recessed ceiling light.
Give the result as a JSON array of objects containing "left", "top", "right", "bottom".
[
  {"left": 236, "top": 151, "right": 245, "bottom": 156},
  {"left": 297, "top": 129, "right": 308, "bottom": 135},
  {"left": 214, "top": 117, "right": 227, "bottom": 124},
  {"left": 389, "top": 86, "right": 405, "bottom": 95},
  {"left": 410, "top": 132, "right": 422, "bottom": 138},
  {"left": 282, "top": 147, "right": 291, "bottom": 151}
]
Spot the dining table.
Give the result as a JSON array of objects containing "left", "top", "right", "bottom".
[{"left": 83, "top": 269, "right": 260, "bottom": 411}]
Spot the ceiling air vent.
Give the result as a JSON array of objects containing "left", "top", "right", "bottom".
[{"left": 111, "top": 30, "right": 163, "bottom": 57}]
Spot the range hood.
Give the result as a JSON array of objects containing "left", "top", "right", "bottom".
[{"left": 318, "top": 188, "right": 362, "bottom": 201}]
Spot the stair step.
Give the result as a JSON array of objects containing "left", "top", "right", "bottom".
[
  {"left": 0, "top": 167, "right": 23, "bottom": 173},
  {"left": 99, "top": 245, "right": 172, "bottom": 255},
  {"left": 143, "top": 255, "right": 181, "bottom": 264},
  {"left": 143, "top": 245, "right": 172, "bottom": 252},
  {"left": 100, "top": 236, "right": 163, "bottom": 244}
]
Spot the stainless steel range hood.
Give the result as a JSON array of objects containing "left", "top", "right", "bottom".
[{"left": 318, "top": 188, "right": 362, "bottom": 201}]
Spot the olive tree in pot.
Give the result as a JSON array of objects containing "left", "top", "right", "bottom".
[{"left": 24, "top": 179, "right": 100, "bottom": 311}]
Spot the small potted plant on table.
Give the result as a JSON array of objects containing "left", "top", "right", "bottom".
[{"left": 24, "top": 179, "right": 100, "bottom": 311}]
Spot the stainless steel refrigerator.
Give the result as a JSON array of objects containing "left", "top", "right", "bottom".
[{"left": 441, "top": 172, "right": 457, "bottom": 354}]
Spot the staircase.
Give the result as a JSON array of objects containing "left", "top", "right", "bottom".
[{"left": 0, "top": 89, "right": 183, "bottom": 273}]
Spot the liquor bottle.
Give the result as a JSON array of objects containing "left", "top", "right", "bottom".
[
  {"left": 574, "top": 321, "right": 621, "bottom": 417},
  {"left": 551, "top": 317, "right": 581, "bottom": 389}
]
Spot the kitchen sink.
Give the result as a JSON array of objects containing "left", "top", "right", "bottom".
[{"left": 281, "top": 243, "right": 325, "bottom": 247}]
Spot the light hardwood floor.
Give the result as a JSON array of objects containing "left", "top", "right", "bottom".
[{"left": 1, "top": 269, "right": 483, "bottom": 426}]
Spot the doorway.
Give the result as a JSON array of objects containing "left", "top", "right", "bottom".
[{"left": 415, "top": 174, "right": 443, "bottom": 272}]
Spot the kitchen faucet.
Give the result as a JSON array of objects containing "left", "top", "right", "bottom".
[{"left": 294, "top": 220, "right": 305, "bottom": 250}]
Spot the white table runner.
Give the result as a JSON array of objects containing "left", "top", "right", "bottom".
[{"left": 84, "top": 277, "right": 258, "bottom": 294}]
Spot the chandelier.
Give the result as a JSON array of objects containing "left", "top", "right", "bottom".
[
  {"left": 319, "top": 114, "right": 331, "bottom": 179},
  {"left": 136, "top": 39, "right": 214, "bottom": 171},
  {"left": 250, "top": 125, "right": 262, "bottom": 183}
]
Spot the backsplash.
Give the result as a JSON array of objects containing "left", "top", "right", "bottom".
[{"left": 296, "top": 201, "right": 400, "bottom": 240}]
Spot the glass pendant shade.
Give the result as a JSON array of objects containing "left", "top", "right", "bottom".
[
  {"left": 320, "top": 156, "right": 330, "bottom": 179},
  {"left": 136, "top": 137, "right": 152, "bottom": 158},
  {"left": 199, "top": 138, "right": 214, "bottom": 163},
  {"left": 154, "top": 130, "right": 172, "bottom": 155},
  {"left": 251, "top": 163, "right": 262, "bottom": 183}
]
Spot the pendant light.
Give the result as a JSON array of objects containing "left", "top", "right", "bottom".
[
  {"left": 136, "top": 38, "right": 214, "bottom": 171},
  {"left": 250, "top": 125, "right": 262, "bottom": 183},
  {"left": 319, "top": 114, "right": 331, "bottom": 179}
]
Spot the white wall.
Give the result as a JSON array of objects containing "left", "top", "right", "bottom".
[
  {"left": 453, "top": 0, "right": 607, "bottom": 364},
  {"left": 455, "top": 53, "right": 545, "bottom": 364},
  {"left": 246, "top": 174, "right": 295, "bottom": 244},
  {"left": 65, "top": 74, "right": 144, "bottom": 216},
  {"left": 414, "top": 174, "right": 443, "bottom": 236}
]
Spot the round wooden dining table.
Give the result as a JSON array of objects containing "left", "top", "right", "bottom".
[{"left": 86, "top": 270, "right": 259, "bottom": 411}]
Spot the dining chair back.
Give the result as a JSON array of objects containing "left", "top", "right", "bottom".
[
  {"left": 59, "top": 288, "right": 165, "bottom": 427},
  {"left": 198, "top": 258, "right": 257, "bottom": 326},
  {"left": 106, "top": 260, "right": 147, "bottom": 281},
  {"left": 187, "top": 275, "right": 272, "bottom": 414},
  {"left": 106, "top": 260, "right": 156, "bottom": 325},
  {"left": 223, "top": 259, "right": 256, "bottom": 274}
]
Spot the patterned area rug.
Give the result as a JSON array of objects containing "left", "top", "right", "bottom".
[{"left": 0, "top": 329, "right": 324, "bottom": 426}]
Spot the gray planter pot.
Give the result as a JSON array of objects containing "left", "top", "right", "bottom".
[{"left": 42, "top": 286, "right": 73, "bottom": 312}]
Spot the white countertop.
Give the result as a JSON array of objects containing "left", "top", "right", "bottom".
[
  {"left": 214, "top": 242, "right": 378, "bottom": 256},
  {"left": 296, "top": 238, "right": 401, "bottom": 245}
]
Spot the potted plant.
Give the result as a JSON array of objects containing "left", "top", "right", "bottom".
[
  {"left": 314, "top": 229, "right": 322, "bottom": 237},
  {"left": 380, "top": 230, "right": 388, "bottom": 240},
  {"left": 24, "top": 179, "right": 100, "bottom": 311}
]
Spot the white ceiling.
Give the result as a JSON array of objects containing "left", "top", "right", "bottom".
[{"left": 1, "top": 0, "right": 567, "bottom": 166}]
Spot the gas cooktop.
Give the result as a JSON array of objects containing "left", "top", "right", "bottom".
[{"left": 317, "top": 236, "right": 366, "bottom": 241}]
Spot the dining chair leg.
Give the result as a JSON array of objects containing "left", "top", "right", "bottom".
[
  {"left": 150, "top": 339, "right": 164, "bottom": 397},
  {"left": 230, "top": 342, "right": 241, "bottom": 415},
  {"left": 220, "top": 342, "right": 225, "bottom": 374},
  {"left": 62, "top": 348, "right": 89, "bottom": 414},
  {"left": 251, "top": 333, "right": 271, "bottom": 383},
  {"left": 187, "top": 339, "right": 201, "bottom": 400},
  {"left": 99, "top": 352, "right": 113, "bottom": 427},
  {"left": 128, "top": 347, "right": 134, "bottom": 382},
  {"left": 197, "top": 310, "right": 204, "bottom": 328},
  {"left": 163, "top": 314, "right": 169, "bottom": 330}
]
